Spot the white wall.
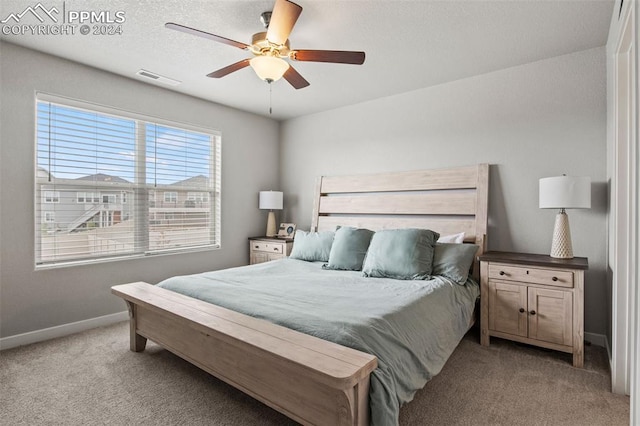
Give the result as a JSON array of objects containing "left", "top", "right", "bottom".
[
  {"left": 280, "top": 47, "right": 608, "bottom": 336},
  {"left": 0, "top": 42, "right": 280, "bottom": 338}
]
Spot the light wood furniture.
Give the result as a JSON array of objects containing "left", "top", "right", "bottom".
[
  {"left": 112, "top": 164, "right": 489, "bottom": 426},
  {"left": 311, "top": 164, "right": 489, "bottom": 281},
  {"left": 479, "top": 251, "right": 588, "bottom": 367},
  {"left": 112, "top": 282, "right": 376, "bottom": 426},
  {"left": 249, "top": 237, "right": 293, "bottom": 265}
]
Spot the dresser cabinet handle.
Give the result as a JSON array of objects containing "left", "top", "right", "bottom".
[
  {"left": 529, "top": 310, "right": 536, "bottom": 315},
  {"left": 519, "top": 308, "right": 525, "bottom": 313},
  {"left": 552, "top": 276, "right": 558, "bottom": 282},
  {"left": 274, "top": 248, "right": 278, "bottom": 251},
  {"left": 254, "top": 245, "right": 259, "bottom": 249},
  {"left": 499, "top": 271, "right": 505, "bottom": 276}
]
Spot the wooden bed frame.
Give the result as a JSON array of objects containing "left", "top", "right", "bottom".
[{"left": 112, "top": 163, "right": 489, "bottom": 426}]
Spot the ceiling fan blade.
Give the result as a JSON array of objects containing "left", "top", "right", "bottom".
[
  {"left": 206, "top": 59, "right": 251, "bottom": 78},
  {"left": 291, "top": 50, "right": 365, "bottom": 65},
  {"left": 283, "top": 65, "right": 309, "bottom": 89},
  {"left": 165, "top": 22, "right": 249, "bottom": 50},
  {"left": 266, "top": 0, "right": 303, "bottom": 46}
]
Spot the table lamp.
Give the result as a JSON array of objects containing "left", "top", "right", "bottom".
[
  {"left": 539, "top": 175, "right": 591, "bottom": 259},
  {"left": 259, "top": 191, "right": 283, "bottom": 237}
]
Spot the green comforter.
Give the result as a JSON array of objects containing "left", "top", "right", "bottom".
[{"left": 157, "top": 258, "right": 479, "bottom": 426}]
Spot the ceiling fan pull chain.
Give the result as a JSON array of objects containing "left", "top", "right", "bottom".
[{"left": 269, "top": 80, "right": 273, "bottom": 115}]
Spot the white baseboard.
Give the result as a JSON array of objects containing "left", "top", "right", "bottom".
[
  {"left": 584, "top": 332, "right": 609, "bottom": 351},
  {"left": 0, "top": 311, "right": 129, "bottom": 351}
]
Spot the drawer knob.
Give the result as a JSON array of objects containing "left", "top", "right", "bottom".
[
  {"left": 552, "top": 276, "right": 558, "bottom": 282},
  {"left": 273, "top": 248, "right": 278, "bottom": 251},
  {"left": 519, "top": 308, "right": 525, "bottom": 313},
  {"left": 529, "top": 310, "right": 536, "bottom": 315},
  {"left": 499, "top": 271, "right": 505, "bottom": 276},
  {"left": 254, "top": 245, "right": 259, "bottom": 249}
]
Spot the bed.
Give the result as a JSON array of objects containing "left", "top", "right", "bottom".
[{"left": 112, "top": 163, "right": 489, "bottom": 426}]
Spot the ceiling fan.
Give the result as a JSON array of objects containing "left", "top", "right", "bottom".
[{"left": 165, "top": 0, "right": 365, "bottom": 89}]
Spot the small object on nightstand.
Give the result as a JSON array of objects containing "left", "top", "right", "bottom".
[
  {"left": 277, "top": 223, "right": 296, "bottom": 239},
  {"left": 249, "top": 236, "right": 293, "bottom": 265},
  {"left": 479, "top": 251, "right": 588, "bottom": 367}
]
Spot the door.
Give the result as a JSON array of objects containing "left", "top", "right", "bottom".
[
  {"left": 489, "top": 281, "right": 527, "bottom": 337},
  {"left": 528, "top": 287, "right": 572, "bottom": 346}
]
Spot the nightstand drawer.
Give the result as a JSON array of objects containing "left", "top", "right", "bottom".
[
  {"left": 488, "top": 263, "right": 574, "bottom": 288},
  {"left": 251, "top": 242, "right": 283, "bottom": 254},
  {"left": 249, "top": 237, "right": 293, "bottom": 265}
]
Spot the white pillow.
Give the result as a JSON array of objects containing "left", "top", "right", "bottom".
[{"left": 437, "top": 232, "right": 465, "bottom": 244}]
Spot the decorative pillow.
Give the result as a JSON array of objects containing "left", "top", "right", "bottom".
[
  {"left": 323, "top": 226, "right": 374, "bottom": 271},
  {"left": 289, "top": 230, "right": 334, "bottom": 262},
  {"left": 362, "top": 228, "right": 440, "bottom": 280},
  {"left": 432, "top": 243, "right": 479, "bottom": 285},
  {"left": 437, "top": 232, "right": 465, "bottom": 244}
]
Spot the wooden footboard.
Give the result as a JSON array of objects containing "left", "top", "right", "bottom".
[{"left": 112, "top": 282, "right": 378, "bottom": 426}]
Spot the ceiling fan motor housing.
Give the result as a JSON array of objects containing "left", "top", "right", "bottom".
[{"left": 251, "top": 32, "right": 290, "bottom": 57}]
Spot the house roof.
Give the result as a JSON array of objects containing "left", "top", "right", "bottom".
[
  {"left": 171, "top": 175, "right": 209, "bottom": 187},
  {"left": 75, "top": 173, "right": 131, "bottom": 184}
]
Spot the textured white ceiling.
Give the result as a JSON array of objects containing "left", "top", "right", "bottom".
[{"left": 0, "top": 0, "right": 613, "bottom": 120}]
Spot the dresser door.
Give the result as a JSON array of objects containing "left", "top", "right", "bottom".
[
  {"left": 489, "top": 281, "right": 528, "bottom": 337},
  {"left": 528, "top": 287, "right": 573, "bottom": 346}
]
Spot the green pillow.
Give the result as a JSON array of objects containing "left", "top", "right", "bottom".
[
  {"left": 323, "top": 227, "right": 374, "bottom": 271},
  {"left": 432, "top": 243, "right": 479, "bottom": 285},
  {"left": 362, "top": 228, "right": 440, "bottom": 280},
  {"left": 289, "top": 230, "right": 334, "bottom": 262}
]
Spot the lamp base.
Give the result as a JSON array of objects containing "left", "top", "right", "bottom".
[
  {"left": 550, "top": 210, "right": 573, "bottom": 259},
  {"left": 266, "top": 211, "right": 277, "bottom": 237}
]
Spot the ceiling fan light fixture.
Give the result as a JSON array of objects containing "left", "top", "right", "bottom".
[
  {"left": 166, "top": 0, "right": 364, "bottom": 90},
  {"left": 250, "top": 55, "right": 290, "bottom": 82}
]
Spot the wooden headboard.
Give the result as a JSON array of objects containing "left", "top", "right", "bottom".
[{"left": 310, "top": 164, "right": 489, "bottom": 277}]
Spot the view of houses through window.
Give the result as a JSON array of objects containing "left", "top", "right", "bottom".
[{"left": 35, "top": 97, "right": 221, "bottom": 267}]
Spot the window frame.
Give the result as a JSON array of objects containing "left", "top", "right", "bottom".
[
  {"left": 163, "top": 191, "right": 178, "bottom": 203},
  {"left": 34, "top": 93, "right": 222, "bottom": 269},
  {"left": 43, "top": 211, "right": 56, "bottom": 223},
  {"left": 43, "top": 191, "right": 60, "bottom": 203},
  {"left": 187, "top": 192, "right": 209, "bottom": 202}
]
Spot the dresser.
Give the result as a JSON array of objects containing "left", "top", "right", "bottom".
[
  {"left": 249, "top": 237, "right": 293, "bottom": 265},
  {"left": 478, "top": 251, "right": 588, "bottom": 367}
]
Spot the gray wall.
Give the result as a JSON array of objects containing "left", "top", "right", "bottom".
[
  {"left": 280, "top": 47, "right": 608, "bottom": 336},
  {"left": 0, "top": 42, "right": 280, "bottom": 338}
]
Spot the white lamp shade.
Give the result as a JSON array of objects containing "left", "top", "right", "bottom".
[
  {"left": 259, "top": 191, "right": 283, "bottom": 210},
  {"left": 539, "top": 176, "right": 591, "bottom": 209},
  {"left": 250, "top": 56, "right": 289, "bottom": 82}
]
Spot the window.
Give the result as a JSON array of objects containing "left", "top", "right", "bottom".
[
  {"left": 35, "top": 94, "right": 221, "bottom": 267},
  {"left": 163, "top": 192, "right": 177, "bottom": 203},
  {"left": 187, "top": 192, "right": 209, "bottom": 202},
  {"left": 77, "top": 192, "right": 100, "bottom": 203},
  {"left": 43, "top": 212, "right": 56, "bottom": 223},
  {"left": 102, "top": 194, "right": 117, "bottom": 204},
  {"left": 44, "top": 191, "right": 60, "bottom": 203}
]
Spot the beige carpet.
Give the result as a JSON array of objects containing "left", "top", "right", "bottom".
[{"left": 0, "top": 322, "right": 629, "bottom": 425}]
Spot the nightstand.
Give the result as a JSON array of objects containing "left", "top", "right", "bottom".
[
  {"left": 249, "top": 237, "right": 293, "bottom": 265},
  {"left": 478, "top": 251, "right": 588, "bottom": 367}
]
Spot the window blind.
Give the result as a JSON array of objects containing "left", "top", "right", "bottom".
[{"left": 35, "top": 96, "right": 221, "bottom": 268}]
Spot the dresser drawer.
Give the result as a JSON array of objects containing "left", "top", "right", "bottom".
[
  {"left": 488, "top": 263, "right": 574, "bottom": 288},
  {"left": 251, "top": 242, "right": 283, "bottom": 254}
]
